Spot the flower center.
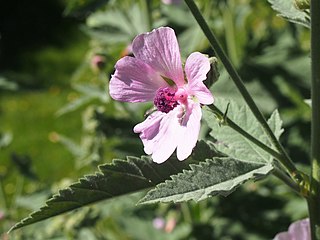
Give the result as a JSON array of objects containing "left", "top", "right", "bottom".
[{"left": 154, "top": 87, "right": 178, "bottom": 113}]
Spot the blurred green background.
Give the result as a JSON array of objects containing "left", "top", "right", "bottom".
[{"left": 0, "top": 0, "right": 311, "bottom": 239}]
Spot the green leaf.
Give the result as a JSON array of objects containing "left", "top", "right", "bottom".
[
  {"left": 56, "top": 84, "right": 108, "bottom": 116},
  {"left": 139, "top": 158, "right": 273, "bottom": 204},
  {"left": 85, "top": 4, "right": 148, "bottom": 45},
  {"left": 203, "top": 98, "right": 283, "bottom": 164},
  {"left": 56, "top": 95, "right": 93, "bottom": 117},
  {"left": 64, "top": 0, "right": 110, "bottom": 17},
  {"left": 268, "top": 0, "right": 310, "bottom": 28},
  {"left": 9, "top": 141, "right": 220, "bottom": 232}
]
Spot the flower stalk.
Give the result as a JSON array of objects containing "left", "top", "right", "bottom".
[
  {"left": 308, "top": 0, "right": 320, "bottom": 239},
  {"left": 184, "top": 0, "right": 300, "bottom": 181}
]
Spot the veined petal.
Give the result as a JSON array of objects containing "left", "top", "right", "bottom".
[
  {"left": 134, "top": 107, "right": 184, "bottom": 163},
  {"left": 274, "top": 219, "right": 310, "bottom": 240},
  {"left": 185, "top": 52, "right": 214, "bottom": 105},
  {"left": 110, "top": 56, "right": 166, "bottom": 102},
  {"left": 151, "top": 106, "right": 183, "bottom": 163},
  {"left": 134, "top": 111, "right": 164, "bottom": 155},
  {"left": 185, "top": 52, "right": 210, "bottom": 85},
  {"left": 288, "top": 219, "right": 310, "bottom": 240},
  {"left": 274, "top": 233, "right": 290, "bottom": 240},
  {"left": 189, "top": 82, "right": 214, "bottom": 105},
  {"left": 176, "top": 103, "right": 202, "bottom": 160},
  {"left": 132, "top": 27, "right": 185, "bottom": 86}
]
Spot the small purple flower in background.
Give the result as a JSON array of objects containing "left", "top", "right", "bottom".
[
  {"left": 152, "top": 217, "right": 176, "bottom": 233},
  {"left": 162, "top": 0, "right": 182, "bottom": 5},
  {"left": 274, "top": 219, "right": 311, "bottom": 240},
  {"left": 153, "top": 217, "right": 166, "bottom": 230},
  {"left": 109, "top": 27, "right": 214, "bottom": 163}
]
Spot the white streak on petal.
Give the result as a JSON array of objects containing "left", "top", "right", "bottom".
[
  {"left": 134, "top": 111, "right": 165, "bottom": 155},
  {"left": 176, "top": 103, "right": 202, "bottom": 160},
  {"left": 151, "top": 106, "right": 184, "bottom": 163}
]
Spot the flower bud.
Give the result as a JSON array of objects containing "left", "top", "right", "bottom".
[
  {"left": 91, "top": 55, "right": 106, "bottom": 72},
  {"left": 204, "top": 57, "right": 220, "bottom": 88}
]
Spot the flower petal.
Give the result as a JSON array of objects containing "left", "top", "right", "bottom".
[
  {"left": 288, "top": 219, "right": 310, "bottom": 240},
  {"left": 185, "top": 52, "right": 210, "bottom": 84},
  {"left": 274, "top": 232, "right": 291, "bottom": 240},
  {"left": 134, "top": 107, "right": 184, "bottom": 163},
  {"left": 189, "top": 82, "right": 214, "bottom": 105},
  {"left": 134, "top": 111, "right": 164, "bottom": 155},
  {"left": 273, "top": 219, "right": 311, "bottom": 240},
  {"left": 132, "top": 27, "right": 185, "bottom": 86},
  {"left": 176, "top": 103, "right": 202, "bottom": 160},
  {"left": 110, "top": 56, "right": 166, "bottom": 102},
  {"left": 151, "top": 107, "right": 183, "bottom": 163},
  {"left": 185, "top": 52, "right": 214, "bottom": 105}
]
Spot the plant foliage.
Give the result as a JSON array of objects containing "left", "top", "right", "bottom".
[
  {"left": 268, "top": 0, "right": 310, "bottom": 28},
  {"left": 9, "top": 141, "right": 217, "bottom": 232},
  {"left": 203, "top": 98, "right": 283, "bottom": 164},
  {"left": 139, "top": 158, "right": 273, "bottom": 204}
]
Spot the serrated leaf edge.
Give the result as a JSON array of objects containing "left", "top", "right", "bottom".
[{"left": 139, "top": 158, "right": 274, "bottom": 204}]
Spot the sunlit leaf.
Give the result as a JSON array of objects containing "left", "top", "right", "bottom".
[
  {"left": 203, "top": 98, "right": 283, "bottom": 164},
  {"left": 85, "top": 4, "right": 148, "bottom": 44},
  {"left": 9, "top": 141, "right": 219, "bottom": 232},
  {"left": 268, "top": 0, "right": 310, "bottom": 28},
  {"left": 139, "top": 158, "right": 273, "bottom": 204},
  {"left": 56, "top": 95, "right": 93, "bottom": 116}
]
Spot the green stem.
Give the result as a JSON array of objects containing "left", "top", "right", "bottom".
[
  {"left": 184, "top": 0, "right": 299, "bottom": 178},
  {"left": 180, "top": 203, "right": 193, "bottom": 223},
  {"left": 308, "top": 0, "right": 320, "bottom": 239},
  {"left": 273, "top": 166, "right": 300, "bottom": 194}
]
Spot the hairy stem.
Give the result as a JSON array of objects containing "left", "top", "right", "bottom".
[
  {"left": 308, "top": 0, "right": 320, "bottom": 239},
  {"left": 184, "top": 0, "right": 299, "bottom": 179},
  {"left": 273, "top": 167, "right": 300, "bottom": 194}
]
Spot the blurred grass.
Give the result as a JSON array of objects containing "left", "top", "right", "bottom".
[
  {"left": 0, "top": 88, "right": 82, "bottom": 182},
  {"left": 0, "top": 26, "right": 90, "bottom": 212}
]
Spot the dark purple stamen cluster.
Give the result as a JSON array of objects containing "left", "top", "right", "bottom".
[{"left": 154, "top": 87, "right": 178, "bottom": 113}]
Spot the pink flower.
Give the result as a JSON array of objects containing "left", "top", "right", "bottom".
[
  {"left": 274, "top": 219, "right": 311, "bottom": 240},
  {"left": 109, "top": 27, "right": 214, "bottom": 163}
]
